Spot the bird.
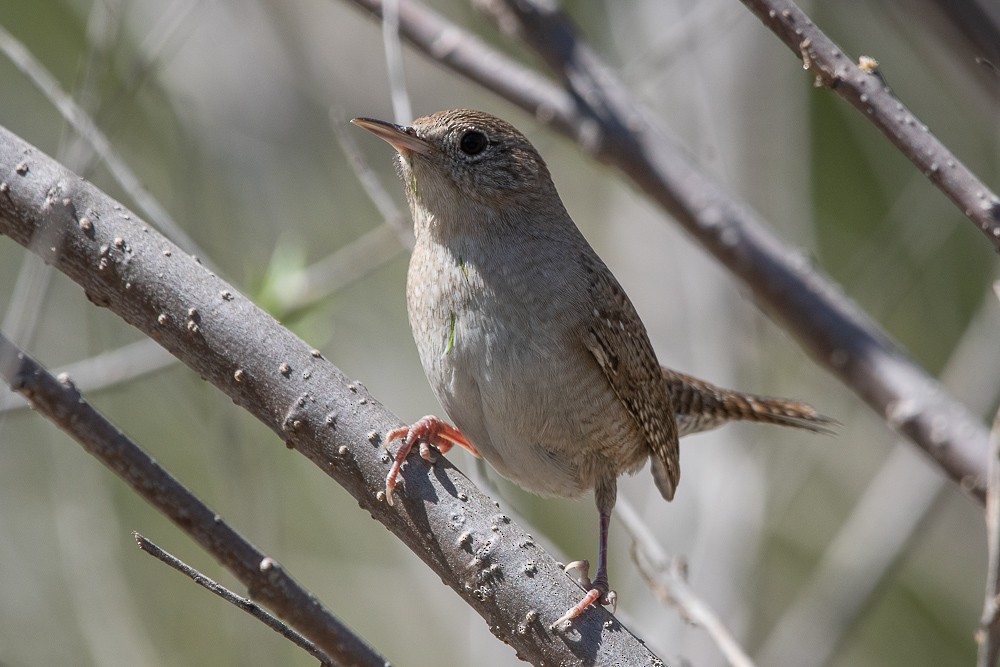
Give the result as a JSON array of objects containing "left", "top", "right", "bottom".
[{"left": 351, "top": 109, "right": 833, "bottom": 628}]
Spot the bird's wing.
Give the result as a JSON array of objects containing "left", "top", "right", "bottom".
[{"left": 581, "top": 254, "right": 680, "bottom": 500}]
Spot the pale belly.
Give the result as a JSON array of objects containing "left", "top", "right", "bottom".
[{"left": 408, "top": 259, "right": 648, "bottom": 498}]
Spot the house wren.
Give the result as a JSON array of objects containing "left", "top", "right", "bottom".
[{"left": 352, "top": 109, "right": 832, "bottom": 627}]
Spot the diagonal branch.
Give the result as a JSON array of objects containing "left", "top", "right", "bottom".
[
  {"left": 133, "top": 534, "right": 336, "bottom": 666},
  {"left": 0, "top": 338, "right": 175, "bottom": 414},
  {"left": 0, "top": 331, "right": 373, "bottom": 666},
  {"left": 759, "top": 283, "right": 1000, "bottom": 665},
  {"left": 739, "top": 0, "right": 1000, "bottom": 251},
  {"left": 0, "top": 124, "right": 665, "bottom": 665},
  {"left": 0, "top": 23, "right": 207, "bottom": 259},
  {"left": 344, "top": 0, "right": 990, "bottom": 504},
  {"left": 618, "top": 498, "right": 756, "bottom": 667}
]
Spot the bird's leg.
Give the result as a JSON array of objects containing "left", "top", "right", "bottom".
[
  {"left": 553, "top": 479, "right": 618, "bottom": 628},
  {"left": 384, "top": 415, "right": 480, "bottom": 505}
]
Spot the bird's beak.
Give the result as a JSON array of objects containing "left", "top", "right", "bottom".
[{"left": 350, "top": 117, "right": 433, "bottom": 157}]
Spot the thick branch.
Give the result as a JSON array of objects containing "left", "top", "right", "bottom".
[
  {"left": 346, "top": 0, "right": 990, "bottom": 504},
  {"left": 0, "top": 125, "right": 663, "bottom": 665}
]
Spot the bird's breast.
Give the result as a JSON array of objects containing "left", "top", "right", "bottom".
[{"left": 405, "top": 236, "right": 648, "bottom": 497}]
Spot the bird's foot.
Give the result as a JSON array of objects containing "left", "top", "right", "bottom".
[
  {"left": 383, "top": 415, "right": 479, "bottom": 505},
  {"left": 551, "top": 560, "right": 617, "bottom": 629}
]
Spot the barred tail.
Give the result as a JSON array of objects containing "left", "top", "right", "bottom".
[{"left": 662, "top": 367, "right": 836, "bottom": 437}]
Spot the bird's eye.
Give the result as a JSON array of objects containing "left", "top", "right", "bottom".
[{"left": 459, "top": 130, "right": 488, "bottom": 155}]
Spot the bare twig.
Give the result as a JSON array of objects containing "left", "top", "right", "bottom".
[
  {"left": 382, "top": 0, "right": 413, "bottom": 124},
  {"left": 0, "top": 338, "right": 175, "bottom": 414},
  {"left": 329, "top": 109, "right": 413, "bottom": 246},
  {"left": 618, "top": 499, "right": 755, "bottom": 667},
  {"left": 739, "top": 0, "right": 1000, "bottom": 252},
  {"left": 0, "top": 124, "right": 665, "bottom": 665},
  {"left": 258, "top": 112, "right": 411, "bottom": 317},
  {"left": 619, "top": 500, "right": 755, "bottom": 667},
  {"left": 0, "top": 22, "right": 208, "bottom": 261},
  {"left": 0, "top": 331, "right": 386, "bottom": 667},
  {"left": 133, "top": 533, "right": 335, "bottom": 667},
  {"left": 345, "top": 0, "right": 990, "bottom": 503},
  {"left": 977, "top": 284, "right": 1000, "bottom": 666},
  {"left": 638, "top": 552, "right": 755, "bottom": 667},
  {"left": 67, "top": 0, "right": 205, "bottom": 175},
  {"left": 265, "top": 223, "right": 405, "bottom": 318},
  {"left": 977, "top": 403, "right": 1000, "bottom": 665}
]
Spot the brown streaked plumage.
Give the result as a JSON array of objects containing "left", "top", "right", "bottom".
[
  {"left": 352, "top": 109, "right": 833, "bottom": 629},
  {"left": 664, "top": 367, "right": 835, "bottom": 437}
]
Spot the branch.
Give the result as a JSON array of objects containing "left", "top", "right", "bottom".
[
  {"left": 0, "top": 330, "right": 381, "bottom": 666},
  {"left": 0, "top": 338, "right": 175, "bottom": 414},
  {"left": 633, "top": 550, "right": 755, "bottom": 667},
  {"left": 0, "top": 124, "right": 665, "bottom": 665},
  {"left": 0, "top": 22, "right": 207, "bottom": 259},
  {"left": 758, "top": 284, "right": 1000, "bottom": 665},
  {"left": 345, "top": 0, "right": 990, "bottom": 504},
  {"left": 979, "top": 285, "right": 1000, "bottom": 666},
  {"left": 981, "top": 405, "right": 1000, "bottom": 665},
  {"left": 618, "top": 499, "right": 755, "bottom": 667},
  {"left": 739, "top": 0, "right": 1000, "bottom": 252},
  {"left": 133, "top": 534, "right": 335, "bottom": 667}
]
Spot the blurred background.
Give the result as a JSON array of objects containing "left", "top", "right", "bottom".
[{"left": 0, "top": 0, "right": 997, "bottom": 665}]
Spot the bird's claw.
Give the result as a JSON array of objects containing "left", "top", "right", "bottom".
[
  {"left": 563, "top": 560, "right": 592, "bottom": 587},
  {"left": 383, "top": 415, "right": 478, "bottom": 506},
  {"left": 551, "top": 560, "right": 617, "bottom": 629}
]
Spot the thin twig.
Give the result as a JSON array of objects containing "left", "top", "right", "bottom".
[
  {"left": 382, "top": 0, "right": 412, "bottom": 124},
  {"left": 269, "top": 223, "right": 406, "bottom": 318},
  {"left": 739, "top": 0, "right": 1000, "bottom": 252},
  {"left": 0, "top": 331, "right": 387, "bottom": 667},
  {"left": 618, "top": 499, "right": 755, "bottom": 667},
  {"left": 133, "top": 533, "right": 335, "bottom": 667},
  {"left": 977, "top": 283, "right": 1000, "bottom": 666},
  {"left": 258, "top": 112, "right": 412, "bottom": 317},
  {"left": 329, "top": 109, "right": 413, "bottom": 246},
  {"left": 976, "top": 401, "right": 1000, "bottom": 665},
  {"left": 0, "top": 338, "right": 175, "bottom": 415},
  {"left": 0, "top": 22, "right": 209, "bottom": 261}
]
